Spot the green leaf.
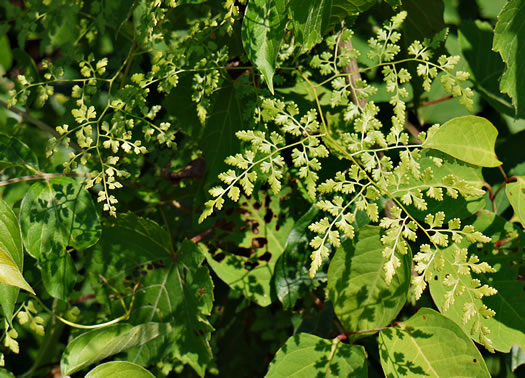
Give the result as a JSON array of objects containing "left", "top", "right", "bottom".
[
  {"left": 266, "top": 333, "right": 368, "bottom": 377},
  {"left": 20, "top": 177, "right": 101, "bottom": 260},
  {"left": 39, "top": 249, "right": 76, "bottom": 300},
  {"left": 85, "top": 361, "right": 155, "bottom": 378},
  {"left": 506, "top": 177, "right": 525, "bottom": 228},
  {"left": 391, "top": 149, "right": 485, "bottom": 220},
  {"left": 61, "top": 322, "right": 166, "bottom": 375},
  {"left": 0, "top": 134, "right": 39, "bottom": 171},
  {"left": 205, "top": 191, "right": 294, "bottom": 306},
  {"left": 327, "top": 226, "right": 410, "bottom": 333},
  {"left": 201, "top": 81, "right": 246, "bottom": 182},
  {"left": 511, "top": 345, "right": 525, "bottom": 372},
  {"left": 493, "top": 0, "right": 525, "bottom": 113},
  {"left": 241, "top": 0, "right": 288, "bottom": 93},
  {"left": 459, "top": 20, "right": 518, "bottom": 117},
  {"left": 327, "top": 1, "right": 376, "bottom": 29},
  {"left": 127, "top": 240, "right": 215, "bottom": 376},
  {"left": 274, "top": 205, "right": 323, "bottom": 308},
  {"left": 379, "top": 308, "right": 490, "bottom": 377},
  {"left": 423, "top": 115, "right": 502, "bottom": 167},
  {"left": 429, "top": 210, "right": 525, "bottom": 352},
  {"left": 289, "top": 0, "right": 331, "bottom": 53},
  {"left": 0, "top": 198, "right": 34, "bottom": 318}
]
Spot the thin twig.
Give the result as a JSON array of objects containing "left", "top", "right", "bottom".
[
  {"left": 420, "top": 95, "right": 453, "bottom": 107},
  {"left": 0, "top": 172, "right": 90, "bottom": 187},
  {"left": 0, "top": 99, "right": 58, "bottom": 136}
]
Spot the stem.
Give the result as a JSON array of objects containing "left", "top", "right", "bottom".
[
  {"left": 420, "top": 95, "right": 452, "bottom": 107},
  {"left": 0, "top": 99, "right": 58, "bottom": 137},
  {"left": 0, "top": 172, "right": 90, "bottom": 187},
  {"left": 20, "top": 300, "right": 65, "bottom": 378}
]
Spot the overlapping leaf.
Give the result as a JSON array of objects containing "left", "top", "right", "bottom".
[
  {"left": 327, "top": 226, "right": 410, "bottom": 333},
  {"left": 266, "top": 333, "right": 367, "bottom": 377},
  {"left": 506, "top": 176, "right": 525, "bottom": 227},
  {"left": 423, "top": 115, "right": 502, "bottom": 167},
  {"left": 429, "top": 211, "right": 525, "bottom": 352},
  {"left": 379, "top": 308, "right": 490, "bottom": 377},
  {"left": 61, "top": 322, "right": 167, "bottom": 375},
  {"left": 85, "top": 361, "right": 155, "bottom": 378}
]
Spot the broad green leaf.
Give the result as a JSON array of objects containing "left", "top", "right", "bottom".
[
  {"left": 205, "top": 191, "right": 294, "bottom": 306},
  {"left": 430, "top": 211, "right": 525, "bottom": 352},
  {"left": 289, "top": 0, "right": 330, "bottom": 53},
  {"left": 327, "top": 226, "right": 410, "bottom": 333},
  {"left": 379, "top": 308, "right": 490, "bottom": 377},
  {"left": 241, "top": 0, "right": 288, "bottom": 93},
  {"left": 0, "top": 198, "right": 34, "bottom": 317},
  {"left": 39, "top": 249, "right": 76, "bottom": 300},
  {"left": 0, "top": 368, "right": 14, "bottom": 378},
  {"left": 274, "top": 205, "right": 323, "bottom": 308},
  {"left": 390, "top": 149, "right": 485, "bottom": 220},
  {"left": 20, "top": 177, "right": 101, "bottom": 260},
  {"left": 200, "top": 81, "right": 246, "bottom": 182},
  {"left": 459, "top": 20, "right": 518, "bottom": 117},
  {"left": 127, "top": 240, "right": 215, "bottom": 376},
  {"left": 266, "top": 333, "right": 367, "bottom": 377},
  {"left": 0, "top": 134, "right": 39, "bottom": 171},
  {"left": 423, "top": 115, "right": 502, "bottom": 167},
  {"left": 0, "top": 34, "right": 13, "bottom": 71},
  {"left": 86, "top": 361, "right": 155, "bottom": 378},
  {"left": 493, "top": 0, "right": 525, "bottom": 113},
  {"left": 506, "top": 177, "right": 525, "bottom": 227},
  {"left": 61, "top": 322, "right": 166, "bottom": 375},
  {"left": 327, "top": 1, "right": 376, "bottom": 29}
]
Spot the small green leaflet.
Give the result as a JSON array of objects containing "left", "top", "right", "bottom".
[
  {"left": 423, "top": 115, "right": 502, "bottom": 167},
  {"left": 266, "top": 333, "right": 368, "bottom": 377},
  {"left": 85, "top": 361, "right": 155, "bottom": 378},
  {"left": 61, "top": 322, "right": 167, "bottom": 375},
  {"left": 506, "top": 177, "right": 525, "bottom": 228},
  {"left": 379, "top": 308, "right": 490, "bottom": 377},
  {"left": 493, "top": 0, "right": 525, "bottom": 114},
  {"left": 241, "top": 0, "right": 288, "bottom": 93}
]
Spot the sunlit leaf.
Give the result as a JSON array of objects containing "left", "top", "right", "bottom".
[
  {"left": 506, "top": 177, "right": 525, "bottom": 228},
  {"left": 423, "top": 116, "right": 502, "bottom": 167},
  {"left": 379, "top": 308, "right": 490, "bottom": 377},
  {"left": 85, "top": 361, "right": 155, "bottom": 378},
  {"left": 266, "top": 333, "right": 367, "bottom": 377}
]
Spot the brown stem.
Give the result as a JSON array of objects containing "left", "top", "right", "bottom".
[
  {"left": 338, "top": 31, "right": 367, "bottom": 108},
  {"left": 420, "top": 95, "right": 453, "bottom": 108},
  {"left": 405, "top": 121, "right": 422, "bottom": 144},
  {"left": 0, "top": 172, "right": 90, "bottom": 187}
]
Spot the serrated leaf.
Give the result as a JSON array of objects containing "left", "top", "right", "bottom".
[
  {"left": 289, "top": 0, "right": 330, "bottom": 53},
  {"left": 327, "top": 226, "right": 411, "bottom": 332},
  {"left": 274, "top": 205, "right": 323, "bottom": 309},
  {"left": 423, "top": 116, "right": 502, "bottom": 167},
  {"left": 61, "top": 322, "right": 167, "bottom": 375},
  {"left": 430, "top": 210, "right": 525, "bottom": 352},
  {"left": 506, "top": 177, "right": 525, "bottom": 228},
  {"left": 0, "top": 198, "right": 34, "bottom": 313},
  {"left": 493, "top": 0, "right": 525, "bottom": 113},
  {"left": 379, "top": 308, "right": 490, "bottom": 377},
  {"left": 266, "top": 333, "right": 367, "bottom": 377},
  {"left": 241, "top": 0, "right": 288, "bottom": 93},
  {"left": 459, "top": 20, "right": 519, "bottom": 117},
  {"left": 85, "top": 361, "right": 155, "bottom": 378}
]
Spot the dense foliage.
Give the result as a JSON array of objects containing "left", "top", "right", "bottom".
[{"left": 0, "top": 0, "right": 524, "bottom": 376}]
